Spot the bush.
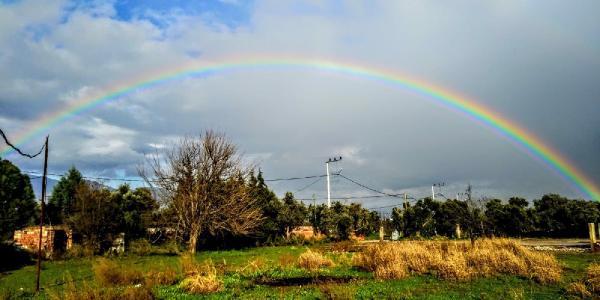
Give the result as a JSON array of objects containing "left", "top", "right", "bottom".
[
  {"left": 66, "top": 244, "right": 95, "bottom": 258},
  {"left": 179, "top": 260, "right": 222, "bottom": 294},
  {"left": 144, "top": 268, "right": 179, "bottom": 287},
  {"left": 93, "top": 258, "right": 143, "bottom": 287},
  {"left": 586, "top": 263, "right": 600, "bottom": 294},
  {"left": 129, "top": 239, "right": 152, "bottom": 256},
  {"left": 297, "top": 249, "right": 334, "bottom": 271},
  {"left": 565, "top": 282, "right": 591, "bottom": 298},
  {"left": 352, "top": 238, "right": 562, "bottom": 283}
]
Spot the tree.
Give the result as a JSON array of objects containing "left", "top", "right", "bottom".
[
  {"left": 47, "top": 166, "right": 83, "bottom": 224},
  {"left": 111, "top": 184, "right": 158, "bottom": 240},
  {"left": 249, "top": 170, "right": 282, "bottom": 242},
  {"left": 0, "top": 157, "right": 37, "bottom": 240},
  {"left": 67, "top": 182, "right": 119, "bottom": 251},
  {"left": 277, "top": 192, "right": 307, "bottom": 238},
  {"left": 144, "top": 130, "right": 263, "bottom": 253}
]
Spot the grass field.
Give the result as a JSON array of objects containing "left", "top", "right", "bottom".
[{"left": 1, "top": 241, "right": 598, "bottom": 299}]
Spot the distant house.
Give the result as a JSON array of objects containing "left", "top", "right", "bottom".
[
  {"left": 290, "top": 226, "right": 325, "bottom": 240},
  {"left": 13, "top": 226, "right": 72, "bottom": 258}
]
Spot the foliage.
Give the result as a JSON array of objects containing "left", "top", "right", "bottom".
[
  {"left": 111, "top": 184, "right": 157, "bottom": 240},
  {"left": 0, "top": 157, "right": 37, "bottom": 240},
  {"left": 67, "top": 182, "right": 119, "bottom": 252},
  {"left": 47, "top": 166, "right": 83, "bottom": 225}
]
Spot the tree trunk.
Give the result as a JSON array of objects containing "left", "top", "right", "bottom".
[{"left": 188, "top": 229, "right": 199, "bottom": 254}]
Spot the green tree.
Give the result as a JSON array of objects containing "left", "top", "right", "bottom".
[
  {"left": 111, "top": 184, "right": 157, "bottom": 240},
  {"left": 67, "top": 182, "right": 120, "bottom": 252},
  {"left": 249, "top": 170, "right": 282, "bottom": 241},
  {"left": 47, "top": 166, "right": 83, "bottom": 224},
  {"left": 277, "top": 192, "right": 307, "bottom": 238},
  {"left": 0, "top": 158, "right": 37, "bottom": 240}
]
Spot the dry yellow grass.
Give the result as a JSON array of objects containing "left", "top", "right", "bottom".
[
  {"left": 179, "top": 259, "right": 223, "bottom": 295},
  {"left": 352, "top": 238, "right": 561, "bottom": 283},
  {"left": 93, "top": 258, "right": 144, "bottom": 287},
  {"left": 585, "top": 263, "right": 600, "bottom": 294},
  {"left": 144, "top": 267, "right": 179, "bottom": 287},
  {"left": 297, "top": 249, "right": 334, "bottom": 271},
  {"left": 566, "top": 282, "right": 591, "bottom": 298}
]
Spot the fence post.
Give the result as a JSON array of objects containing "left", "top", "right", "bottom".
[{"left": 589, "top": 223, "right": 596, "bottom": 252}]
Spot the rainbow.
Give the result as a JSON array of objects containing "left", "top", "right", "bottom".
[{"left": 2, "top": 56, "right": 598, "bottom": 200}]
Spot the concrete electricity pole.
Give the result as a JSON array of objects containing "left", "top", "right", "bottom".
[{"left": 326, "top": 156, "right": 342, "bottom": 208}]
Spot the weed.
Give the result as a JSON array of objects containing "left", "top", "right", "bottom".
[
  {"left": 320, "top": 283, "right": 356, "bottom": 300},
  {"left": 179, "top": 260, "right": 223, "bottom": 294},
  {"left": 93, "top": 258, "right": 144, "bottom": 286},
  {"left": 565, "top": 282, "right": 591, "bottom": 298},
  {"left": 129, "top": 239, "right": 152, "bottom": 256},
  {"left": 145, "top": 267, "right": 179, "bottom": 287}
]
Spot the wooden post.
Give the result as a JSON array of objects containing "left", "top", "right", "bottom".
[
  {"left": 455, "top": 223, "right": 462, "bottom": 239},
  {"left": 379, "top": 225, "right": 384, "bottom": 242},
  {"left": 35, "top": 136, "right": 49, "bottom": 293},
  {"left": 589, "top": 223, "right": 596, "bottom": 252}
]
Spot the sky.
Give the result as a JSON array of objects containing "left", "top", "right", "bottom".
[{"left": 1, "top": 0, "right": 599, "bottom": 209}]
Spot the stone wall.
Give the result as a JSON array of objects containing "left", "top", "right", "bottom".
[{"left": 13, "top": 226, "right": 72, "bottom": 258}]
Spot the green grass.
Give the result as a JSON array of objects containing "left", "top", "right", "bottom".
[{"left": 1, "top": 244, "right": 599, "bottom": 299}]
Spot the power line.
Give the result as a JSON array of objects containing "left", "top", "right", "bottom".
[
  {"left": 296, "top": 177, "right": 323, "bottom": 192},
  {"left": 22, "top": 170, "right": 333, "bottom": 184},
  {"left": 337, "top": 174, "right": 407, "bottom": 199},
  {"left": 0, "top": 128, "right": 45, "bottom": 158}
]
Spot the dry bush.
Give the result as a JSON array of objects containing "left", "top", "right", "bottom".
[
  {"left": 353, "top": 238, "right": 561, "bottom": 283},
  {"left": 524, "top": 251, "right": 561, "bottom": 284},
  {"left": 586, "top": 263, "right": 600, "bottom": 294},
  {"left": 297, "top": 249, "right": 334, "bottom": 271},
  {"left": 179, "top": 260, "right": 223, "bottom": 294},
  {"left": 180, "top": 254, "right": 200, "bottom": 276},
  {"left": 93, "top": 258, "right": 144, "bottom": 287},
  {"left": 566, "top": 282, "right": 591, "bottom": 298},
  {"left": 278, "top": 253, "right": 296, "bottom": 268},
  {"left": 144, "top": 268, "right": 179, "bottom": 287}
]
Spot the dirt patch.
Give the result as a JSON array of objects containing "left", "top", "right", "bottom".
[{"left": 254, "top": 275, "right": 356, "bottom": 286}]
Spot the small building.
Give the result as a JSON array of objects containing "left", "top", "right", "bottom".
[{"left": 13, "top": 226, "right": 72, "bottom": 258}]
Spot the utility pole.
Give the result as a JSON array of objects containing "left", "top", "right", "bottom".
[
  {"left": 35, "top": 136, "right": 49, "bottom": 293},
  {"left": 325, "top": 156, "right": 342, "bottom": 208},
  {"left": 432, "top": 182, "right": 445, "bottom": 200}
]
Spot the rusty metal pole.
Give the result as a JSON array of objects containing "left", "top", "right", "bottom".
[{"left": 35, "top": 136, "right": 49, "bottom": 293}]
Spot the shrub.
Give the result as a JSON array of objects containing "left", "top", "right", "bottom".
[
  {"left": 180, "top": 254, "right": 200, "bottom": 276},
  {"left": 144, "top": 268, "right": 179, "bottom": 287},
  {"left": 93, "top": 258, "right": 143, "bottom": 287},
  {"left": 66, "top": 244, "right": 94, "bottom": 258},
  {"left": 278, "top": 253, "right": 296, "bottom": 268},
  {"left": 565, "top": 282, "right": 591, "bottom": 298},
  {"left": 297, "top": 249, "right": 334, "bottom": 271},
  {"left": 48, "top": 278, "right": 155, "bottom": 300},
  {"left": 179, "top": 260, "right": 223, "bottom": 294},
  {"left": 129, "top": 239, "right": 152, "bottom": 256},
  {"left": 586, "top": 263, "right": 600, "bottom": 294}
]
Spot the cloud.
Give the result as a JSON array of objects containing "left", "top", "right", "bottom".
[{"left": 1, "top": 0, "right": 599, "bottom": 204}]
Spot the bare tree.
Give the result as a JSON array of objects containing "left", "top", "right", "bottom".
[{"left": 142, "top": 130, "right": 262, "bottom": 253}]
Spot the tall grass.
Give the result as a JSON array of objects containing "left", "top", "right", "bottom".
[
  {"left": 353, "top": 239, "right": 561, "bottom": 283},
  {"left": 297, "top": 249, "right": 334, "bottom": 271}
]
